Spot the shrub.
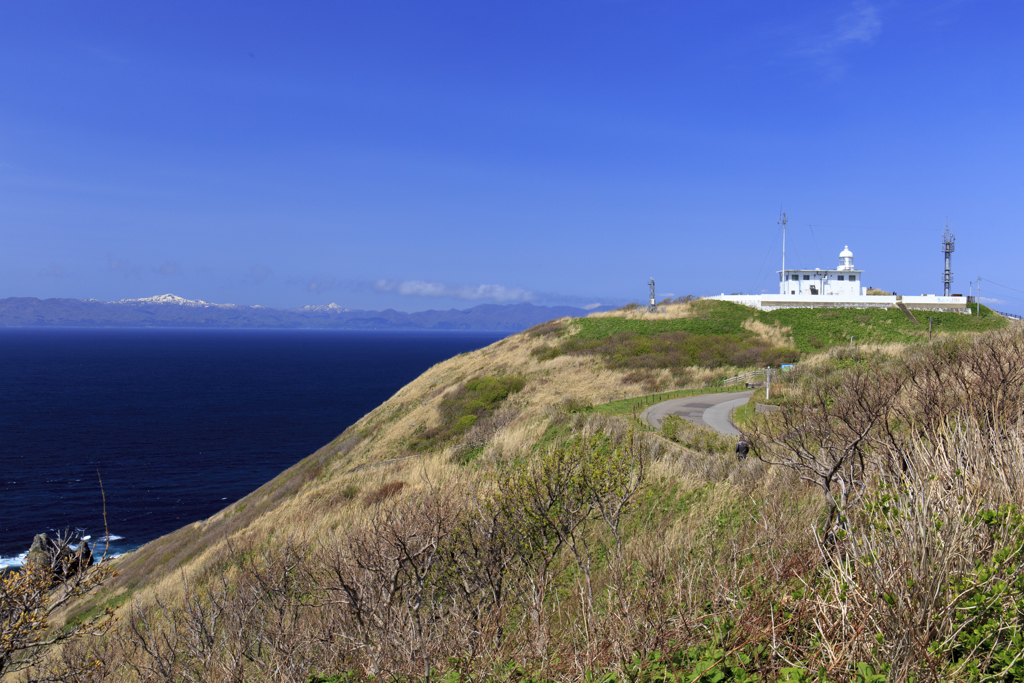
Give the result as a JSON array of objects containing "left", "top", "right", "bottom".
[
  {"left": 530, "top": 343, "right": 563, "bottom": 361},
  {"left": 409, "top": 375, "right": 526, "bottom": 452},
  {"left": 661, "top": 414, "right": 683, "bottom": 441}
]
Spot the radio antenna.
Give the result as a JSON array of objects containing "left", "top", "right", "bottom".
[{"left": 779, "top": 209, "right": 788, "bottom": 294}]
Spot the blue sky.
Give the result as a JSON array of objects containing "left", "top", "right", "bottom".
[{"left": 2, "top": 2, "right": 1022, "bottom": 313}]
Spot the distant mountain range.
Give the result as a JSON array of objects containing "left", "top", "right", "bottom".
[{"left": 0, "top": 294, "right": 613, "bottom": 331}]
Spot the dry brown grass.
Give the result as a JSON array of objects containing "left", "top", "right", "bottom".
[
  {"left": 742, "top": 318, "right": 793, "bottom": 347},
  {"left": 44, "top": 412, "right": 833, "bottom": 683},
  {"left": 67, "top": 318, "right": 789, "bottom": 633},
  {"left": 586, "top": 300, "right": 698, "bottom": 320},
  {"left": 37, "top": 322, "right": 1024, "bottom": 681}
]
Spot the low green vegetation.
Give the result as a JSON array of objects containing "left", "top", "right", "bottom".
[
  {"left": 764, "top": 303, "right": 1002, "bottom": 351},
  {"left": 409, "top": 375, "right": 525, "bottom": 451},
  {"left": 571, "top": 300, "right": 1004, "bottom": 353},
  {"left": 731, "top": 398, "right": 756, "bottom": 427},
  {"left": 573, "top": 300, "right": 772, "bottom": 339},
  {"left": 661, "top": 413, "right": 733, "bottom": 453},
  {"left": 563, "top": 329, "right": 798, "bottom": 378}
]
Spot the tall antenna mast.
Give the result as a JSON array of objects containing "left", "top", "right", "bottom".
[
  {"left": 648, "top": 277, "right": 657, "bottom": 312},
  {"left": 779, "top": 209, "right": 788, "bottom": 294},
  {"left": 942, "top": 221, "right": 955, "bottom": 296}
]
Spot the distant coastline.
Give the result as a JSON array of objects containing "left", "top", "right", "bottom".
[{"left": 0, "top": 295, "right": 613, "bottom": 332}]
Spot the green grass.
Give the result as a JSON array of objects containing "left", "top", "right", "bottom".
[
  {"left": 571, "top": 300, "right": 1005, "bottom": 354},
  {"left": 731, "top": 399, "right": 756, "bottom": 427},
  {"left": 573, "top": 301, "right": 755, "bottom": 339},
  {"left": 763, "top": 304, "right": 1003, "bottom": 352}
]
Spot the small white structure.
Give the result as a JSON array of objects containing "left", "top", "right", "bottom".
[{"left": 779, "top": 246, "right": 866, "bottom": 297}]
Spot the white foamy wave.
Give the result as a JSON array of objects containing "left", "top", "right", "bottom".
[
  {"left": 96, "top": 535, "right": 124, "bottom": 543},
  {"left": 0, "top": 552, "right": 28, "bottom": 570}
]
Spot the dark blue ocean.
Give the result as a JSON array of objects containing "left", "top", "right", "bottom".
[{"left": 0, "top": 329, "right": 505, "bottom": 567}]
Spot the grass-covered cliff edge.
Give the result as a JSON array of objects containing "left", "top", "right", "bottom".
[{"left": 8, "top": 300, "right": 1023, "bottom": 682}]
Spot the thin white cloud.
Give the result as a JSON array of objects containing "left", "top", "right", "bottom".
[
  {"left": 833, "top": 4, "right": 881, "bottom": 46},
  {"left": 583, "top": 303, "right": 604, "bottom": 310},
  {"left": 375, "top": 279, "right": 535, "bottom": 303},
  {"left": 796, "top": 3, "right": 882, "bottom": 71},
  {"left": 980, "top": 297, "right": 1006, "bottom": 306}
]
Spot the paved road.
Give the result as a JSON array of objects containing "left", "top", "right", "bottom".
[{"left": 642, "top": 390, "right": 753, "bottom": 437}]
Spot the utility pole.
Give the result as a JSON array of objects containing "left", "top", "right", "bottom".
[
  {"left": 779, "top": 210, "right": 788, "bottom": 294},
  {"left": 766, "top": 366, "right": 771, "bottom": 400},
  {"left": 942, "top": 223, "right": 955, "bottom": 297}
]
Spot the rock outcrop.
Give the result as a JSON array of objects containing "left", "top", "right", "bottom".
[{"left": 25, "top": 532, "right": 94, "bottom": 581}]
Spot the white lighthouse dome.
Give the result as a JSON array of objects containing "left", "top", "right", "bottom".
[{"left": 838, "top": 245, "right": 855, "bottom": 271}]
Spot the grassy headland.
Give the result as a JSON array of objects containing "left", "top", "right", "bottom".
[{"left": 17, "top": 299, "right": 1022, "bottom": 682}]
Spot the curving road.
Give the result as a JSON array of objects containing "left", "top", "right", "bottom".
[{"left": 641, "top": 390, "right": 753, "bottom": 437}]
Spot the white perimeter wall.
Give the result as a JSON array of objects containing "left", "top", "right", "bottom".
[{"left": 709, "top": 294, "right": 969, "bottom": 312}]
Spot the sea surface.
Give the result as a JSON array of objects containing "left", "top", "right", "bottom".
[{"left": 0, "top": 328, "right": 506, "bottom": 567}]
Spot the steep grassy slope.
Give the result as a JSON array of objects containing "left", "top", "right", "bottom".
[
  {"left": 69, "top": 300, "right": 1001, "bottom": 610},
  {"left": 45, "top": 300, "right": 1016, "bottom": 682}
]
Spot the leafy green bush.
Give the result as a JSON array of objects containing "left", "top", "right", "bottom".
[
  {"left": 409, "top": 375, "right": 525, "bottom": 451},
  {"left": 938, "top": 505, "right": 1024, "bottom": 680},
  {"left": 529, "top": 343, "right": 563, "bottom": 361},
  {"left": 661, "top": 413, "right": 683, "bottom": 441}
]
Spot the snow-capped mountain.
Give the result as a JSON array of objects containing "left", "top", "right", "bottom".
[{"left": 115, "top": 294, "right": 242, "bottom": 308}]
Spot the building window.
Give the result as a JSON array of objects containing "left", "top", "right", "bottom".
[
  {"left": 837, "top": 275, "right": 844, "bottom": 281},
  {"left": 803, "top": 275, "right": 810, "bottom": 280},
  {"left": 849, "top": 275, "right": 856, "bottom": 281},
  {"left": 791, "top": 274, "right": 799, "bottom": 281}
]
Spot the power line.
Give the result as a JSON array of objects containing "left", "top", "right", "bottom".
[
  {"left": 980, "top": 277, "right": 1024, "bottom": 297},
  {"left": 749, "top": 222, "right": 782, "bottom": 295},
  {"left": 982, "top": 292, "right": 1024, "bottom": 304},
  {"left": 808, "top": 223, "right": 941, "bottom": 232}
]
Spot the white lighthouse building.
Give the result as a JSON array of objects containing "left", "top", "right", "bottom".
[
  {"left": 779, "top": 246, "right": 866, "bottom": 297},
  {"left": 709, "top": 243, "right": 969, "bottom": 313}
]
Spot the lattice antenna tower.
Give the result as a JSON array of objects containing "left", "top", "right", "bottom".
[
  {"left": 942, "top": 221, "right": 955, "bottom": 297},
  {"left": 648, "top": 277, "right": 657, "bottom": 312}
]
